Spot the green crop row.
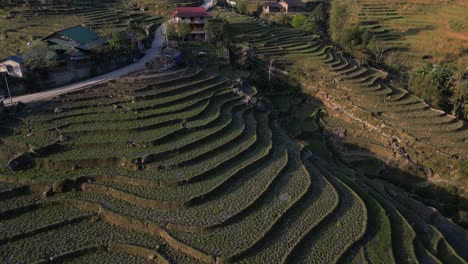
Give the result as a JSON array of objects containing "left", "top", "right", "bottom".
[
  {"left": 90, "top": 109, "right": 257, "bottom": 203},
  {"left": 169, "top": 122, "right": 310, "bottom": 257}
]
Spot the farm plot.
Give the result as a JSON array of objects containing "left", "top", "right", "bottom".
[
  {"left": 0, "top": 3, "right": 165, "bottom": 59},
  {"left": 220, "top": 9, "right": 468, "bottom": 159},
  {"left": 0, "top": 64, "right": 466, "bottom": 264},
  {"left": 356, "top": 0, "right": 468, "bottom": 68}
]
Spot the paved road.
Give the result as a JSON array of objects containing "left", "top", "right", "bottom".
[{"left": 6, "top": 0, "right": 215, "bottom": 106}]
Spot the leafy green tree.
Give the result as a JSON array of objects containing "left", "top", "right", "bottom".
[
  {"left": 276, "top": 13, "right": 291, "bottom": 25},
  {"left": 341, "top": 25, "right": 365, "bottom": 47},
  {"left": 410, "top": 63, "right": 455, "bottom": 111},
  {"left": 108, "top": 32, "right": 127, "bottom": 51},
  {"left": 165, "top": 22, "right": 178, "bottom": 41},
  {"left": 22, "top": 41, "right": 55, "bottom": 72},
  {"left": 177, "top": 22, "right": 191, "bottom": 41},
  {"left": 291, "top": 14, "right": 316, "bottom": 34},
  {"left": 205, "top": 18, "right": 228, "bottom": 43},
  {"left": 330, "top": 0, "right": 350, "bottom": 44},
  {"left": 450, "top": 77, "right": 467, "bottom": 119},
  {"left": 310, "top": 3, "right": 326, "bottom": 22},
  {"left": 236, "top": 0, "right": 248, "bottom": 15},
  {"left": 126, "top": 21, "right": 146, "bottom": 47}
]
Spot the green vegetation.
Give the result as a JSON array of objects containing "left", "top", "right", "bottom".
[
  {"left": 291, "top": 14, "right": 317, "bottom": 34},
  {"left": 205, "top": 17, "right": 229, "bottom": 44},
  {"left": 328, "top": 0, "right": 468, "bottom": 119},
  {"left": 177, "top": 22, "right": 192, "bottom": 41},
  {"left": 0, "top": 1, "right": 169, "bottom": 58},
  {"left": 1, "top": 23, "right": 467, "bottom": 263},
  {"left": 409, "top": 63, "right": 468, "bottom": 119},
  {"left": 0, "top": 4, "right": 467, "bottom": 264}
]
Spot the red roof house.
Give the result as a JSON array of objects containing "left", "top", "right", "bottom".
[
  {"left": 172, "top": 7, "right": 212, "bottom": 41},
  {"left": 172, "top": 7, "right": 211, "bottom": 18}
]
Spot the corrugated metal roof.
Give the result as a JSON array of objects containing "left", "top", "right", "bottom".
[
  {"left": 46, "top": 31, "right": 106, "bottom": 51},
  {"left": 44, "top": 25, "right": 102, "bottom": 45},
  {"left": 77, "top": 38, "right": 107, "bottom": 51},
  {"left": 47, "top": 38, "right": 79, "bottom": 48},
  {"left": 57, "top": 25, "right": 100, "bottom": 44}
]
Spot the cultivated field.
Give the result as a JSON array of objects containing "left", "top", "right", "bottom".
[
  {"left": 356, "top": 0, "right": 468, "bottom": 68},
  {"left": 0, "top": 65, "right": 466, "bottom": 263},
  {"left": 0, "top": 0, "right": 202, "bottom": 58},
  {"left": 216, "top": 10, "right": 468, "bottom": 198}
]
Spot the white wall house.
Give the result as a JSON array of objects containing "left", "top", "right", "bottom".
[{"left": 0, "top": 55, "right": 27, "bottom": 78}]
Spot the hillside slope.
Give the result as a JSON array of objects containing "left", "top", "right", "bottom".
[
  {"left": 356, "top": 0, "right": 468, "bottom": 68},
  {"left": 0, "top": 66, "right": 466, "bottom": 263}
]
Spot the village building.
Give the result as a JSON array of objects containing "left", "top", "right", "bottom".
[
  {"left": 43, "top": 25, "right": 106, "bottom": 70},
  {"left": 42, "top": 25, "right": 106, "bottom": 85},
  {"left": 0, "top": 55, "right": 27, "bottom": 78},
  {"left": 278, "top": 0, "right": 305, "bottom": 12},
  {"left": 263, "top": 2, "right": 282, "bottom": 13},
  {"left": 173, "top": 7, "right": 211, "bottom": 41}
]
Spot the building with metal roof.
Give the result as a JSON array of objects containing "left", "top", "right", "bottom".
[
  {"left": 43, "top": 25, "right": 106, "bottom": 53},
  {"left": 42, "top": 25, "right": 106, "bottom": 78}
]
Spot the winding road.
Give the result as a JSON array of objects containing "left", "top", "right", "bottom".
[{"left": 6, "top": 0, "right": 214, "bottom": 106}]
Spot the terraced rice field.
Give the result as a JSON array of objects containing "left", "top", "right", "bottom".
[
  {"left": 0, "top": 65, "right": 466, "bottom": 263},
  {"left": 79, "top": 7, "right": 164, "bottom": 31},
  {"left": 356, "top": 0, "right": 468, "bottom": 65},
  {"left": 219, "top": 11, "right": 468, "bottom": 161},
  {"left": 0, "top": 0, "right": 194, "bottom": 58}
]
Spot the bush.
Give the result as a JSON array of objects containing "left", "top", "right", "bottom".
[
  {"left": 108, "top": 32, "right": 128, "bottom": 51},
  {"left": 291, "top": 14, "right": 317, "bottom": 34},
  {"left": 260, "top": 13, "right": 291, "bottom": 25},
  {"left": 236, "top": 0, "right": 248, "bottom": 14},
  {"left": 205, "top": 18, "right": 228, "bottom": 44}
]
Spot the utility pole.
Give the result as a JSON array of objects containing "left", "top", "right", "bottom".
[
  {"left": 268, "top": 57, "right": 275, "bottom": 93},
  {"left": 2, "top": 73, "right": 13, "bottom": 105}
]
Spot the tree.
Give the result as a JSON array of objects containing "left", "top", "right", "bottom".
[
  {"left": 330, "top": 0, "right": 350, "bottom": 43},
  {"left": 310, "top": 3, "right": 326, "bottom": 23},
  {"left": 22, "top": 41, "right": 55, "bottom": 72},
  {"left": 276, "top": 13, "right": 291, "bottom": 25},
  {"left": 385, "top": 51, "right": 398, "bottom": 71},
  {"left": 205, "top": 18, "right": 228, "bottom": 43},
  {"left": 177, "top": 22, "right": 191, "bottom": 41},
  {"left": 367, "top": 36, "right": 387, "bottom": 64},
  {"left": 108, "top": 32, "right": 127, "bottom": 51},
  {"left": 330, "top": 0, "right": 363, "bottom": 51},
  {"left": 450, "top": 75, "right": 467, "bottom": 119},
  {"left": 126, "top": 21, "right": 146, "bottom": 47},
  {"left": 236, "top": 0, "right": 248, "bottom": 15},
  {"left": 291, "top": 14, "right": 316, "bottom": 34},
  {"left": 165, "top": 21, "right": 177, "bottom": 41}
]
